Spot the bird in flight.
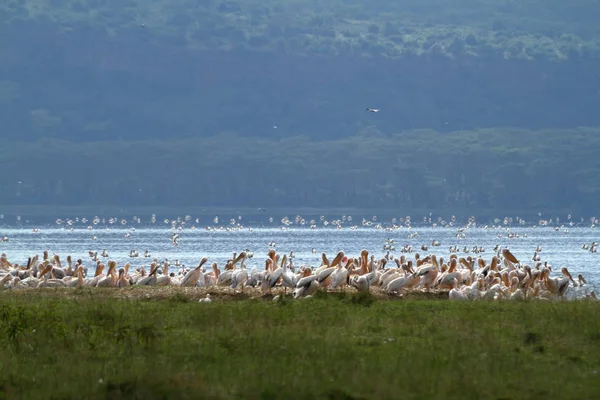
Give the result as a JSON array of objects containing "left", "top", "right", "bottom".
[{"left": 366, "top": 108, "right": 380, "bottom": 113}]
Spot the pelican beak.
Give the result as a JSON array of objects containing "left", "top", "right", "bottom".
[
  {"left": 233, "top": 252, "right": 245, "bottom": 265},
  {"left": 502, "top": 249, "right": 519, "bottom": 264},
  {"left": 330, "top": 252, "right": 344, "bottom": 268}
]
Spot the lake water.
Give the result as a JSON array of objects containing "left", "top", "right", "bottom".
[{"left": 1, "top": 221, "right": 599, "bottom": 291}]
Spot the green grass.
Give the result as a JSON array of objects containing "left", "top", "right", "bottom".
[{"left": 1, "top": 289, "right": 600, "bottom": 399}]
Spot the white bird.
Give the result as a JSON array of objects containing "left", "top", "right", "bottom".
[
  {"left": 261, "top": 257, "right": 284, "bottom": 295},
  {"left": 230, "top": 253, "right": 249, "bottom": 292},
  {"left": 156, "top": 261, "right": 172, "bottom": 286},
  {"left": 366, "top": 108, "right": 380, "bottom": 113},
  {"left": 180, "top": 257, "right": 208, "bottom": 287},
  {"left": 329, "top": 258, "right": 350, "bottom": 290},
  {"left": 448, "top": 279, "right": 468, "bottom": 300},
  {"left": 294, "top": 274, "right": 319, "bottom": 299},
  {"left": 199, "top": 294, "right": 212, "bottom": 303},
  {"left": 350, "top": 274, "right": 370, "bottom": 292},
  {"left": 386, "top": 273, "right": 419, "bottom": 294},
  {"left": 136, "top": 263, "right": 159, "bottom": 286},
  {"left": 281, "top": 260, "right": 298, "bottom": 292}
]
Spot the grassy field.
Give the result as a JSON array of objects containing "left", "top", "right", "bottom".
[{"left": 1, "top": 288, "right": 600, "bottom": 399}]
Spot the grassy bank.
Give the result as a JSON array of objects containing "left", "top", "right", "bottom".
[{"left": 1, "top": 289, "right": 600, "bottom": 399}]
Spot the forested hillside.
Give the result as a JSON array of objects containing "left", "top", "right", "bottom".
[{"left": 1, "top": 0, "right": 600, "bottom": 213}]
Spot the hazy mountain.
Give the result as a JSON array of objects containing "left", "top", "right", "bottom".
[
  {"left": 1, "top": 1, "right": 600, "bottom": 214},
  {"left": 2, "top": 0, "right": 600, "bottom": 142}
]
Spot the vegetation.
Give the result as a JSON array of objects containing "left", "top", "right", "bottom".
[
  {"left": 2, "top": 127, "right": 600, "bottom": 215},
  {"left": 1, "top": 1, "right": 600, "bottom": 213},
  {"left": 2, "top": 0, "right": 600, "bottom": 59},
  {"left": 1, "top": 0, "right": 600, "bottom": 143},
  {"left": 0, "top": 289, "right": 599, "bottom": 399}
]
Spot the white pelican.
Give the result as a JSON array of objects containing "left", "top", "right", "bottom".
[
  {"left": 350, "top": 259, "right": 378, "bottom": 293},
  {"left": 37, "top": 264, "right": 66, "bottom": 288},
  {"left": 542, "top": 268, "right": 570, "bottom": 297},
  {"left": 117, "top": 268, "right": 130, "bottom": 287},
  {"left": 137, "top": 262, "right": 159, "bottom": 286},
  {"left": 0, "top": 273, "right": 12, "bottom": 289},
  {"left": 217, "top": 252, "right": 245, "bottom": 287},
  {"left": 414, "top": 258, "right": 438, "bottom": 289},
  {"left": 329, "top": 256, "right": 350, "bottom": 290},
  {"left": 316, "top": 251, "right": 344, "bottom": 288},
  {"left": 230, "top": 252, "right": 249, "bottom": 292},
  {"left": 156, "top": 261, "right": 172, "bottom": 286},
  {"left": 261, "top": 256, "right": 284, "bottom": 295},
  {"left": 502, "top": 248, "right": 519, "bottom": 265},
  {"left": 448, "top": 279, "right": 467, "bottom": 300},
  {"left": 96, "top": 261, "right": 118, "bottom": 287},
  {"left": 281, "top": 257, "right": 298, "bottom": 292},
  {"left": 199, "top": 294, "right": 212, "bottom": 303},
  {"left": 386, "top": 273, "right": 419, "bottom": 294},
  {"left": 379, "top": 268, "right": 401, "bottom": 289},
  {"left": 180, "top": 257, "right": 209, "bottom": 287},
  {"left": 293, "top": 269, "right": 319, "bottom": 299}
]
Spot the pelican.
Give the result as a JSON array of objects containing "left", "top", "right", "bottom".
[
  {"left": 448, "top": 279, "right": 468, "bottom": 300},
  {"left": 350, "top": 259, "right": 377, "bottom": 293},
  {"left": 180, "top": 257, "right": 209, "bottom": 287},
  {"left": 0, "top": 273, "right": 13, "bottom": 289},
  {"left": 542, "top": 268, "right": 570, "bottom": 297},
  {"left": 117, "top": 268, "right": 130, "bottom": 287},
  {"left": 281, "top": 257, "right": 298, "bottom": 292},
  {"left": 261, "top": 256, "right": 284, "bottom": 295},
  {"left": 329, "top": 256, "right": 350, "bottom": 290},
  {"left": 414, "top": 258, "right": 438, "bottom": 289},
  {"left": 386, "top": 273, "right": 419, "bottom": 294},
  {"left": 0, "top": 248, "right": 593, "bottom": 303},
  {"left": 293, "top": 269, "right": 319, "bottom": 299},
  {"left": 199, "top": 294, "right": 212, "bottom": 303},
  {"left": 85, "top": 262, "right": 106, "bottom": 286},
  {"left": 230, "top": 252, "right": 249, "bottom": 292},
  {"left": 37, "top": 264, "right": 66, "bottom": 288},
  {"left": 156, "top": 261, "right": 172, "bottom": 286},
  {"left": 316, "top": 251, "right": 344, "bottom": 288},
  {"left": 96, "top": 261, "right": 118, "bottom": 287},
  {"left": 379, "top": 267, "right": 401, "bottom": 289},
  {"left": 502, "top": 248, "right": 519, "bottom": 264},
  {"left": 136, "top": 262, "right": 160, "bottom": 286}
]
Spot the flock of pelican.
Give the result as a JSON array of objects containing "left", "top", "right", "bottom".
[{"left": 0, "top": 248, "right": 596, "bottom": 301}]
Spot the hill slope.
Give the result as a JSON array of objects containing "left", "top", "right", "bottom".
[
  {"left": 4, "top": 0, "right": 600, "bottom": 58},
  {"left": 2, "top": 1, "right": 600, "bottom": 212},
  {"left": 2, "top": 1, "right": 600, "bottom": 142}
]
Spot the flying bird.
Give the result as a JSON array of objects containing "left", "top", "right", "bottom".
[{"left": 366, "top": 108, "right": 380, "bottom": 113}]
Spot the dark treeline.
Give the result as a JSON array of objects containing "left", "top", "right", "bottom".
[{"left": 2, "top": 128, "right": 599, "bottom": 214}]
